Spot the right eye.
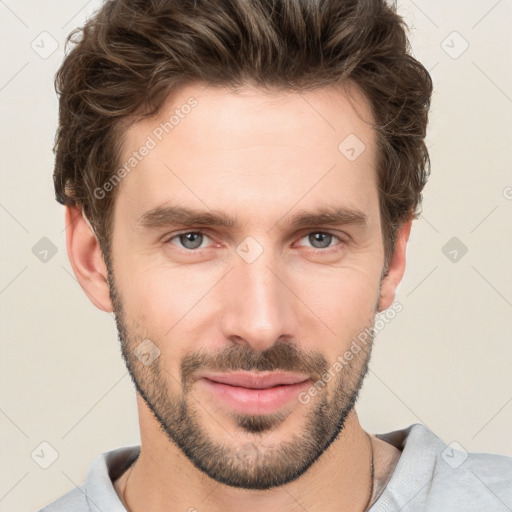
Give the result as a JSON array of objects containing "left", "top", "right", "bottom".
[{"left": 164, "top": 231, "right": 213, "bottom": 250}]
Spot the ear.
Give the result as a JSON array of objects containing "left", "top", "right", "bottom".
[
  {"left": 377, "top": 218, "right": 412, "bottom": 312},
  {"left": 65, "top": 205, "right": 113, "bottom": 313}
]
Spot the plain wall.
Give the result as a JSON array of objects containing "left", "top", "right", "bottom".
[{"left": 0, "top": 1, "right": 511, "bottom": 510}]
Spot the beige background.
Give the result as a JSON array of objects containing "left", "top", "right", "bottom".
[{"left": 0, "top": 0, "right": 511, "bottom": 510}]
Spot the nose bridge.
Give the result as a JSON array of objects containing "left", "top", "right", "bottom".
[{"left": 220, "top": 242, "right": 296, "bottom": 351}]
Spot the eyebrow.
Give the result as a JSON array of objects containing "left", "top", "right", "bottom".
[{"left": 137, "top": 204, "right": 368, "bottom": 231}]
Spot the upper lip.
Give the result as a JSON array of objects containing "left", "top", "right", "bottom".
[{"left": 199, "top": 371, "right": 310, "bottom": 389}]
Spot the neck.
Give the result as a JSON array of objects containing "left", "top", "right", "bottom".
[{"left": 118, "top": 398, "right": 379, "bottom": 512}]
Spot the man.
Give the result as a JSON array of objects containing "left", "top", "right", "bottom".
[{"left": 41, "top": 0, "right": 512, "bottom": 511}]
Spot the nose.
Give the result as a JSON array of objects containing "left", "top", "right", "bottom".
[{"left": 219, "top": 252, "right": 298, "bottom": 352}]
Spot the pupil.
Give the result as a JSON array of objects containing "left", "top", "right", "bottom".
[
  {"left": 309, "top": 232, "right": 331, "bottom": 248},
  {"left": 180, "top": 232, "right": 203, "bottom": 249}
]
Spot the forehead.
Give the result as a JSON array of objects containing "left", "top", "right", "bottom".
[{"left": 114, "top": 82, "right": 379, "bottom": 230}]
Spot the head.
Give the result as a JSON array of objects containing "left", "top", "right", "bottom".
[{"left": 57, "top": 0, "right": 432, "bottom": 490}]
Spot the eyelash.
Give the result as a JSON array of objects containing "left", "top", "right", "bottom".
[{"left": 163, "top": 230, "right": 345, "bottom": 251}]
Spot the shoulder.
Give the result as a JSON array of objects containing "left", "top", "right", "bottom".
[
  {"left": 370, "top": 423, "right": 512, "bottom": 511},
  {"left": 38, "top": 486, "right": 88, "bottom": 511},
  {"left": 37, "top": 445, "right": 140, "bottom": 512},
  {"left": 425, "top": 447, "right": 512, "bottom": 510},
  {"left": 447, "top": 449, "right": 512, "bottom": 500}
]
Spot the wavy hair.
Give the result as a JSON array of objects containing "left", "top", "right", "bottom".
[{"left": 54, "top": 0, "right": 433, "bottom": 272}]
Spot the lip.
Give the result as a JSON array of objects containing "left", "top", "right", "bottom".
[
  {"left": 197, "top": 371, "right": 311, "bottom": 415},
  {"left": 199, "top": 371, "right": 310, "bottom": 389}
]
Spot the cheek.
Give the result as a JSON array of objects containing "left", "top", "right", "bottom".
[
  {"left": 117, "top": 260, "right": 223, "bottom": 339},
  {"left": 290, "top": 263, "right": 379, "bottom": 339}
]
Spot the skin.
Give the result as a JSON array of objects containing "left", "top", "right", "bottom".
[{"left": 66, "top": 82, "right": 410, "bottom": 512}]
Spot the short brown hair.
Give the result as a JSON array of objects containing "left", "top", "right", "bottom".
[{"left": 54, "top": 0, "right": 432, "bottom": 273}]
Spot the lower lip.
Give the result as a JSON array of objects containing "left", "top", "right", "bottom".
[{"left": 199, "top": 378, "right": 311, "bottom": 415}]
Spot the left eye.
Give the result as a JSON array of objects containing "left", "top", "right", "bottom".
[{"left": 298, "top": 232, "right": 340, "bottom": 249}]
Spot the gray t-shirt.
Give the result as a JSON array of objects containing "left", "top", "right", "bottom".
[{"left": 39, "top": 423, "right": 512, "bottom": 511}]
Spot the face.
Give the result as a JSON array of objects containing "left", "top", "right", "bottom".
[{"left": 106, "top": 83, "right": 394, "bottom": 490}]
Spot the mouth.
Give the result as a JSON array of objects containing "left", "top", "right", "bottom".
[
  {"left": 197, "top": 371, "right": 311, "bottom": 415},
  {"left": 200, "top": 371, "right": 310, "bottom": 388}
]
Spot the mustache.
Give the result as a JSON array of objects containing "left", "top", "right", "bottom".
[{"left": 180, "top": 340, "right": 329, "bottom": 389}]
